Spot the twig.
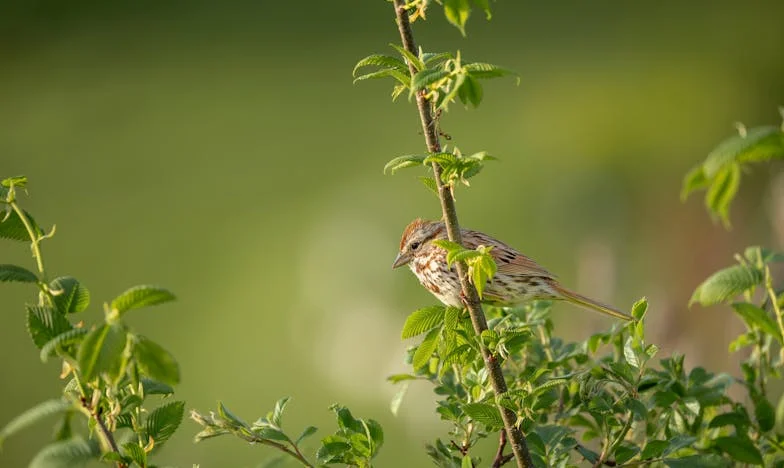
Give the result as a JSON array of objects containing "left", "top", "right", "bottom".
[
  {"left": 80, "top": 392, "right": 126, "bottom": 468},
  {"left": 390, "top": 3, "right": 533, "bottom": 467},
  {"left": 492, "top": 430, "right": 515, "bottom": 467}
]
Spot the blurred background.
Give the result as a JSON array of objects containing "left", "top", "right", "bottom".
[{"left": 1, "top": 0, "right": 783, "bottom": 466}]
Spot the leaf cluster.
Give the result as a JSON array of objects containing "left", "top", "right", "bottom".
[
  {"left": 1, "top": 175, "right": 183, "bottom": 468},
  {"left": 681, "top": 113, "right": 784, "bottom": 227}
]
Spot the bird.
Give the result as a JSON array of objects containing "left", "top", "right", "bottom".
[{"left": 392, "top": 218, "right": 631, "bottom": 320}]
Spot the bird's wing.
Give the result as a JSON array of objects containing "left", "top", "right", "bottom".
[{"left": 462, "top": 229, "right": 556, "bottom": 279}]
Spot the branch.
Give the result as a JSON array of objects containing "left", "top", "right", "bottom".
[
  {"left": 80, "top": 391, "right": 126, "bottom": 468},
  {"left": 492, "top": 430, "right": 515, "bottom": 468},
  {"left": 390, "top": 3, "right": 532, "bottom": 467}
]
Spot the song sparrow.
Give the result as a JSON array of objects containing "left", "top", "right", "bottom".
[{"left": 392, "top": 218, "right": 631, "bottom": 320}]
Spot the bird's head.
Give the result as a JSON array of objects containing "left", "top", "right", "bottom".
[{"left": 392, "top": 218, "right": 444, "bottom": 269}]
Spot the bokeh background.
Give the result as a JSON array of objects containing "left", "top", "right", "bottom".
[{"left": 2, "top": 0, "right": 784, "bottom": 466}]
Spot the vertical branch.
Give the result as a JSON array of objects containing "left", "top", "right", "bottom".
[{"left": 391, "top": 3, "right": 533, "bottom": 467}]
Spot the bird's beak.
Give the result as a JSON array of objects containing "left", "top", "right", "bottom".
[{"left": 392, "top": 253, "right": 409, "bottom": 269}]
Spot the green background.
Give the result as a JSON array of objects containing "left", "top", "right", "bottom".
[{"left": 2, "top": 1, "right": 783, "bottom": 466}]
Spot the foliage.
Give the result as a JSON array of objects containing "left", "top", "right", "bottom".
[
  {"left": 0, "top": 176, "right": 184, "bottom": 467},
  {"left": 681, "top": 111, "right": 784, "bottom": 227},
  {"left": 4, "top": 1, "right": 784, "bottom": 468}
]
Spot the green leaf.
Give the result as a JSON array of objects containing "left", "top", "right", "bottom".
[
  {"left": 412, "top": 326, "right": 440, "bottom": 369},
  {"left": 464, "top": 62, "right": 516, "bottom": 79},
  {"left": 624, "top": 336, "right": 639, "bottom": 368},
  {"left": 317, "top": 435, "right": 351, "bottom": 464},
  {"left": 272, "top": 396, "right": 290, "bottom": 427},
  {"left": 0, "top": 264, "right": 38, "bottom": 283},
  {"left": 681, "top": 165, "right": 709, "bottom": 201},
  {"left": 705, "top": 163, "right": 740, "bottom": 226},
  {"left": 218, "top": 402, "right": 248, "bottom": 428},
  {"left": 111, "top": 285, "right": 176, "bottom": 315},
  {"left": 731, "top": 302, "right": 782, "bottom": 342},
  {"left": 776, "top": 393, "right": 784, "bottom": 435},
  {"left": 458, "top": 74, "right": 482, "bottom": 107},
  {"left": 461, "top": 455, "right": 473, "bottom": 468},
  {"left": 29, "top": 437, "right": 100, "bottom": 468},
  {"left": 76, "top": 324, "right": 128, "bottom": 382},
  {"left": 141, "top": 378, "right": 175, "bottom": 396},
  {"left": 640, "top": 440, "right": 669, "bottom": 459},
  {"left": 0, "top": 209, "right": 43, "bottom": 242},
  {"left": 134, "top": 335, "right": 180, "bottom": 386},
  {"left": 712, "top": 435, "right": 763, "bottom": 465},
  {"left": 0, "top": 399, "right": 73, "bottom": 448},
  {"left": 390, "top": 382, "right": 409, "bottom": 416},
  {"left": 145, "top": 400, "right": 185, "bottom": 446},
  {"left": 353, "top": 54, "right": 408, "bottom": 76},
  {"left": 389, "top": 44, "right": 424, "bottom": 72},
  {"left": 353, "top": 68, "right": 410, "bottom": 85},
  {"left": 704, "top": 125, "right": 784, "bottom": 177},
  {"left": 418, "top": 176, "right": 439, "bottom": 195},
  {"left": 631, "top": 297, "right": 648, "bottom": 321},
  {"left": 383, "top": 154, "right": 426, "bottom": 175},
  {"left": 26, "top": 305, "right": 73, "bottom": 349},
  {"left": 664, "top": 454, "right": 729, "bottom": 468},
  {"left": 50, "top": 277, "right": 90, "bottom": 314},
  {"left": 470, "top": 0, "right": 491, "bottom": 19},
  {"left": 690, "top": 264, "right": 763, "bottom": 306},
  {"left": 40, "top": 328, "right": 88, "bottom": 362},
  {"left": 122, "top": 442, "right": 147, "bottom": 467},
  {"left": 401, "top": 306, "right": 446, "bottom": 339},
  {"left": 443, "top": 0, "right": 471, "bottom": 36},
  {"left": 296, "top": 426, "right": 318, "bottom": 445},
  {"left": 462, "top": 403, "right": 503, "bottom": 429},
  {"left": 411, "top": 68, "right": 450, "bottom": 92},
  {"left": 753, "top": 394, "right": 775, "bottom": 432}
]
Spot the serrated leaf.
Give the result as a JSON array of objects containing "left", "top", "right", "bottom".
[
  {"left": 443, "top": 0, "right": 471, "bottom": 35},
  {"left": 389, "top": 43, "right": 424, "bottom": 72},
  {"left": 418, "top": 176, "right": 439, "bottom": 195},
  {"left": 353, "top": 54, "right": 408, "bottom": 76},
  {"left": 461, "top": 455, "right": 472, "bottom": 468},
  {"left": 134, "top": 335, "right": 180, "bottom": 386},
  {"left": 462, "top": 403, "right": 503, "bottom": 429},
  {"left": 353, "top": 68, "right": 410, "bottom": 85},
  {"left": 413, "top": 326, "right": 440, "bottom": 369},
  {"left": 146, "top": 400, "right": 185, "bottom": 446},
  {"left": 0, "top": 399, "right": 73, "bottom": 448},
  {"left": 712, "top": 435, "right": 763, "bottom": 464},
  {"left": 631, "top": 297, "right": 648, "bottom": 321},
  {"left": 50, "top": 277, "right": 90, "bottom": 314},
  {"left": 704, "top": 125, "right": 784, "bottom": 177},
  {"left": 316, "top": 436, "right": 351, "bottom": 464},
  {"left": 411, "top": 68, "right": 450, "bottom": 92},
  {"left": 29, "top": 437, "right": 99, "bottom": 468},
  {"left": 76, "top": 324, "right": 128, "bottom": 381},
  {"left": 0, "top": 209, "right": 43, "bottom": 242},
  {"left": 111, "top": 285, "right": 176, "bottom": 315},
  {"left": 26, "top": 305, "right": 73, "bottom": 349},
  {"left": 401, "top": 306, "right": 446, "bottom": 339},
  {"left": 753, "top": 394, "right": 775, "bottom": 433},
  {"left": 464, "top": 62, "right": 516, "bottom": 80},
  {"left": 218, "top": 402, "right": 247, "bottom": 428},
  {"left": 731, "top": 302, "right": 782, "bottom": 342},
  {"left": 40, "top": 328, "right": 88, "bottom": 362},
  {"left": 690, "top": 264, "right": 763, "bottom": 306},
  {"left": 383, "top": 154, "right": 426, "bottom": 175},
  {"left": 122, "top": 442, "right": 147, "bottom": 467},
  {"left": 0, "top": 264, "right": 38, "bottom": 283}
]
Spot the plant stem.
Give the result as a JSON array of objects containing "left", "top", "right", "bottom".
[
  {"left": 9, "top": 201, "right": 46, "bottom": 279},
  {"left": 765, "top": 265, "right": 784, "bottom": 363},
  {"left": 80, "top": 391, "right": 125, "bottom": 468},
  {"left": 391, "top": 3, "right": 532, "bottom": 467}
]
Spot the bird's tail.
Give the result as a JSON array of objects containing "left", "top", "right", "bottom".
[{"left": 552, "top": 284, "right": 632, "bottom": 321}]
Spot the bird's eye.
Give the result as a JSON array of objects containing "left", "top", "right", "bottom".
[{"left": 410, "top": 241, "right": 421, "bottom": 250}]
